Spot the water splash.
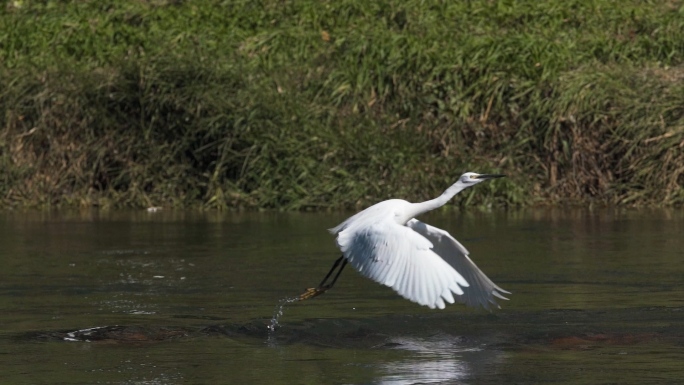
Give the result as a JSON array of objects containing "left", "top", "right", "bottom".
[{"left": 267, "top": 296, "right": 299, "bottom": 333}]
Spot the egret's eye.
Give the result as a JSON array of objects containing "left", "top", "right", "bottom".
[{"left": 470, "top": 175, "right": 478, "bottom": 179}]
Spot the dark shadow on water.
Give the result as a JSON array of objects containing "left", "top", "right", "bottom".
[{"left": 17, "top": 307, "right": 684, "bottom": 352}]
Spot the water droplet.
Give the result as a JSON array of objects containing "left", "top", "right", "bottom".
[{"left": 267, "top": 296, "right": 300, "bottom": 335}]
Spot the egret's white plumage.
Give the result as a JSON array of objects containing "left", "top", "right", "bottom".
[{"left": 328, "top": 172, "right": 509, "bottom": 310}]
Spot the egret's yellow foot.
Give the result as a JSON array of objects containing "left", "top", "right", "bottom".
[{"left": 299, "top": 287, "right": 327, "bottom": 301}]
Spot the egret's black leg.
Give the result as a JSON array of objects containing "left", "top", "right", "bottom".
[
  {"left": 299, "top": 255, "right": 347, "bottom": 301},
  {"left": 327, "top": 258, "right": 347, "bottom": 288},
  {"left": 318, "top": 255, "right": 344, "bottom": 287}
]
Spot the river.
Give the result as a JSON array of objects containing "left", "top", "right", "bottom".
[{"left": 1, "top": 209, "right": 682, "bottom": 384}]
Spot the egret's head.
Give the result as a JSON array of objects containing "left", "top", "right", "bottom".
[{"left": 459, "top": 172, "right": 506, "bottom": 186}]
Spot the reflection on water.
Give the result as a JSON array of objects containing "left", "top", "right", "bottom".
[
  {"left": 1, "top": 209, "right": 683, "bottom": 384},
  {"left": 380, "top": 355, "right": 470, "bottom": 385},
  {"left": 378, "top": 334, "right": 503, "bottom": 385}
]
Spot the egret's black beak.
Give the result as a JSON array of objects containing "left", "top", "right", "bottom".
[{"left": 476, "top": 174, "right": 506, "bottom": 179}]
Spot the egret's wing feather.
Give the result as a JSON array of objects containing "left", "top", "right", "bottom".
[
  {"left": 407, "top": 219, "right": 510, "bottom": 310},
  {"left": 336, "top": 220, "right": 469, "bottom": 309}
]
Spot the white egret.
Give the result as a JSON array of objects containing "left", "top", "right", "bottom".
[{"left": 299, "top": 172, "right": 510, "bottom": 310}]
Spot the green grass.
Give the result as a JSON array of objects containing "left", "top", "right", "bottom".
[{"left": 1, "top": 0, "right": 683, "bottom": 209}]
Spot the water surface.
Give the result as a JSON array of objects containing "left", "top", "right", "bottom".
[{"left": 1, "top": 209, "right": 683, "bottom": 384}]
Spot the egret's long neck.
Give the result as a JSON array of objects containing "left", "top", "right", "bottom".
[{"left": 399, "top": 181, "right": 469, "bottom": 223}]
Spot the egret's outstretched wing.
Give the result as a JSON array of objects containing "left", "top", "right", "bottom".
[
  {"left": 407, "top": 219, "right": 510, "bottom": 310},
  {"left": 334, "top": 219, "right": 470, "bottom": 309}
]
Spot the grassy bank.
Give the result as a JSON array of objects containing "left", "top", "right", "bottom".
[{"left": 1, "top": 0, "right": 683, "bottom": 209}]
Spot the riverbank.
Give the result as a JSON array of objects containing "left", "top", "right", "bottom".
[{"left": 1, "top": 1, "right": 683, "bottom": 209}]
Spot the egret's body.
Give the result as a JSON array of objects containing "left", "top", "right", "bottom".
[{"left": 300, "top": 172, "right": 509, "bottom": 310}]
